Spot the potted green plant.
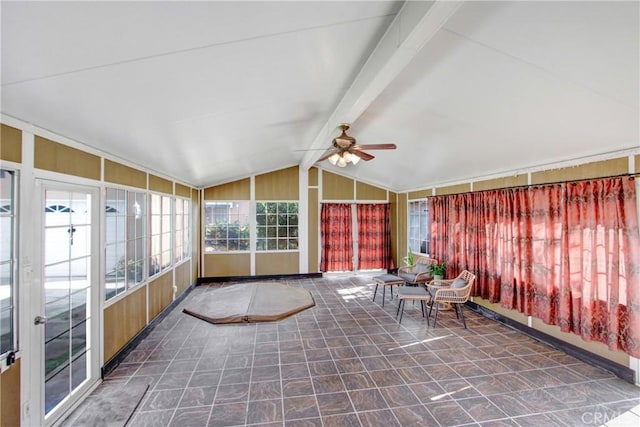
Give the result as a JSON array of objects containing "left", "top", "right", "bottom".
[
  {"left": 406, "top": 247, "right": 415, "bottom": 266},
  {"left": 431, "top": 260, "right": 447, "bottom": 280}
]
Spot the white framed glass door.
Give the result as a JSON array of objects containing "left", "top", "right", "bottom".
[{"left": 32, "top": 181, "right": 100, "bottom": 425}]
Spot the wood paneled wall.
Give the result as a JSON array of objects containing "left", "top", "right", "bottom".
[
  {"left": 322, "top": 171, "right": 354, "bottom": 200},
  {"left": 531, "top": 318, "right": 629, "bottom": 366},
  {"left": 175, "top": 183, "right": 191, "bottom": 198},
  {"left": 1, "top": 124, "right": 22, "bottom": 163},
  {"left": 397, "top": 193, "right": 408, "bottom": 266},
  {"left": 473, "top": 175, "right": 527, "bottom": 191},
  {"left": 34, "top": 136, "right": 101, "bottom": 180},
  {"left": 149, "top": 174, "right": 173, "bottom": 194},
  {"left": 175, "top": 261, "right": 192, "bottom": 295},
  {"left": 256, "top": 252, "right": 299, "bottom": 275},
  {"left": 148, "top": 271, "right": 174, "bottom": 321},
  {"left": 408, "top": 189, "right": 430, "bottom": 199},
  {"left": 308, "top": 167, "right": 318, "bottom": 186},
  {"left": 192, "top": 189, "right": 200, "bottom": 282},
  {"left": 204, "top": 253, "right": 251, "bottom": 276},
  {"left": 204, "top": 178, "right": 251, "bottom": 200},
  {"left": 389, "top": 191, "right": 399, "bottom": 267},
  {"left": 308, "top": 188, "right": 319, "bottom": 273},
  {"left": 104, "top": 159, "right": 147, "bottom": 189},
  {"left": 0, "top": 359, "right": 20, "bottom": 427},
  {"left": 434, "top": 182, "right": 471, "bottom": 196},
  {"left": 104, "top": 286, "right": 147, "bottom": 362},
  {"left": 255, "top": 166, "right": 299, "bottom": 200},
  {"left": 531, "top": 157, "right": 629, "bottom": 185},
  {"left": 356, "top": 181, "right": 387, "bottom": 200}
]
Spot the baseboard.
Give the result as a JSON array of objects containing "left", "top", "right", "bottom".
[
  {"left": 465, "top": 301, "right": 635, "bottom": 384},
  {"left": 101, "top": 282, "right": 197, "bottom": 378},
  {"left": 198, "top": 272, "right": 323, "bottom": 284}
]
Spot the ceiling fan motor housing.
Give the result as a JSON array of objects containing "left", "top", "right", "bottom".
[
  {"left": 333, "top": 124, "right": 356, "bottom": 149},
  {"left": 333, "top": 133, "right": 355, "bottom": 149}
]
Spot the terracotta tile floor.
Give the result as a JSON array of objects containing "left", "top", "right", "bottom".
[{"left": 68, "top": 276, "right": 640, "bottom": 426}]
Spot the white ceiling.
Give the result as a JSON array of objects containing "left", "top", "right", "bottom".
[{"left": 2, "top": 1, "right": 638, "bottom": 191}]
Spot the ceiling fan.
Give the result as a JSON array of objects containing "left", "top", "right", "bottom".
[{"left": 317, "top": 124, "right": 397, "bottom": 167}]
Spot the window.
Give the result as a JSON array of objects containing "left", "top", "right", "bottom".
[
  {"left": 256, "top": 202, "right": 298, "bottom": 251},
  {"left": 408, "top": 199, "right": 429, "bottom": 254},
  {"left": 174, "top": 198, "right": 191, "bottom": 263},
  {"left": 105, "top": 188, "right": 146, "bottom": 301},
  {"left": 0, "top": 169, "right": 17, "bottom": 359},
  {"left": 105, "top": 188, "right": 126, "bottom": 299},
  {"left": 150, "top": 194, "right": 172, "bottom": 275},
  {"left": 204, "top": 201, "right": 250, "bottom": 252},
  {"left": 126, "top": 191, "right": 146, "bottom": 286}
]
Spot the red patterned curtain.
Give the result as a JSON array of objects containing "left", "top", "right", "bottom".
[
  {"left": 538, "top": 178, "right": 640, "bottom": 354},
  {"left": 429, "top": 192, "right": 501, "bottom": 301},
  {"left": 320, "top": 203, "right": 353, "bottom": 272},
  {"left": 429, "top": 177, "right": 640, "bottom": 356},
  {"left": 497, "top": 188, "right": 534, "bottom": 314},
  {"left": 357, "top": 204, "right": 394, "bottom": 270}
]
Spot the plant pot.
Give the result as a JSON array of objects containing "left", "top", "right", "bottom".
[{"left": 433, "top": 274, "right": 443, "bottom": 281}]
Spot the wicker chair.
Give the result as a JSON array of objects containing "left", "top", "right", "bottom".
[
  {"left": 397, "top": 256, "right": 437, "bottom": 286},
  {"left": 427, "top": 270, "right": 476, "bottom": 328}
]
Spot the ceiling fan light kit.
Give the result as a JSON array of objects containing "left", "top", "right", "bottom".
[
  {"left": 328, "top": 151, "right": 360, "bottom": 167},
  {"left": 317, "top": 124, "right": 397, "bottom": 167}
]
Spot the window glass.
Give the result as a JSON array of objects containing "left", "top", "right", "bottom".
[
  {"left": 174, "top": 198, "right": 191, "bottom": 263},
  {"left": 126, "top": 191, "right": 146, "bottom": 286},
  {"left": 105, "top": 188, "right": 147, "bottom": 301},
  {"left": 256, "top": 202, "right": 299, "bottom": 251},
  {"left": 150, "top": 194, "right": 172, "bottom": 275},
  {"left": 0, "top": 170, "right": 16, "bottom": 358},
  {"left": 408, "top": 200, "right": 429, "bottom": 254},
  {"left": 105, "top": 188, "right": 126, "bottom": 300},
  {"left": 204, "top": 202, "right": 250, "bottom": 252}
]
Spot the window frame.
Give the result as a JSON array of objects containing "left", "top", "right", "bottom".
[
  {"left": 104, "top": 187, "right": 127, "bottom": 300},
  {"left": 174, "top": 196, "right": 191, "bottom": 264},
  {"left": 104, "top": 187, "right": 148, "bottom": 302},
  {"left": 0, "top": 168, "right": 18, "bottom": 361},
  {"left": 149, "top": 192, "right": 173, "bottom": 277},
  {"left": 203, "top": 201, "right": 251, "bottom": 253},
  {"left": 408, "top": 199, "right": 430, "bottom": 255},
  {"left": 255, "top": 201, "right": 299, "bottom": 252}
]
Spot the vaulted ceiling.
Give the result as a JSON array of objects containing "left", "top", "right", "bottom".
[{"left": 2, "top": 1, "right": 638, "bottom": 191}]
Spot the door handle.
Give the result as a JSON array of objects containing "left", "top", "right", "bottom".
[{"left": 34, "top": 315, "right": 47, "bottom": 325}]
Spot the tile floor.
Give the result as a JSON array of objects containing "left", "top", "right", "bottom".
[{"left": 66, "top": 275, "right": 640, "bottom": 426}]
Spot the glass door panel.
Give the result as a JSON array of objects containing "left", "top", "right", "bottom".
[{"left": 42, "top": 187, "right": 95, "bottom": 422}]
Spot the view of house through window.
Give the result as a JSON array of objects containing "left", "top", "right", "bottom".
[
  {"left": 204, "top": 201, "right": 250, "bottom": 252},
  {"left": 0, "top": 169, "right": 16, "bottom": 358},
  {"left": 256, "top": 202, "right": 299, "bottom": 251},
  {"left": 408, "top": 199, "right": 429, "bottom": 255}
]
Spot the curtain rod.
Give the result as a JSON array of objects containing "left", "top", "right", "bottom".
[
  {"left": 527, "top": 173, "right": 635, "bottom": 189},
  {"left": 430, "top": 173, "right": 636, "bottom": 197}
]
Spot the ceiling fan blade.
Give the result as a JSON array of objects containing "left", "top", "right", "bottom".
[
  {"left": 317, "top": 149, "right": 339, "bottom": 162},
  {"left": 354, "top": 143, "right": 397, "bottom": 150},
  {"left": 352, "top": 150, "right": 375, "bottom": 161},
  {"left": 294, "top": 148, "right": 333, "bottom": 152}
]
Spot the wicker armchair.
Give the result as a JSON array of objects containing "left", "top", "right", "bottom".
[
  {"left": 427, "top": 270, "right": 476, "bottom": 328},
  {"left": 397, "top": 256, "right": 437, "bottom": 286}
]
